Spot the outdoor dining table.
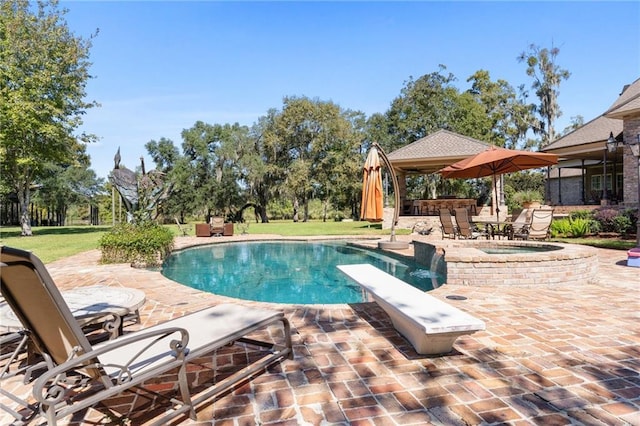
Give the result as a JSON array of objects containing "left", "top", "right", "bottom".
[{"left": 472, "top": 219, "right": 514, "bottom": 240}]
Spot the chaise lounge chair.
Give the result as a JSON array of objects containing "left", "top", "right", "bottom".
[
  {"left": 0, "top": 246, "right": 293, "bottom": 425},
  {"left": 513, "top": 208, "right": 554, "bottom": 240},
  {"left": 453, "top": 208, "right": 489, "bottom": 240},
  {"left": 438, "top": 209, "right": 458, "bottom": 239},
  {"left": 504, "top": 208, "right": 530, "bottom": 240}
]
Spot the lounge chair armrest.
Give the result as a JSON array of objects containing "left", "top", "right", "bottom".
[
  {"left": 32, "top": 326, "right": 190, "bottom": 406},
  {"left": 74, "top": 310, "right": 122, "bottom": 339}
]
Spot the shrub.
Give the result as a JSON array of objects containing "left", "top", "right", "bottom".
[
  {"left": 593, "top": 207, "right": 635, "bottom": 234},
  {"left": 593, "top": 208, "right": 619, "bottom": 233},
  {"left": 550, "top": 218, "right": 572, "bottom": 237},
  {"left": 99, "top": 222, "right": 174, "bottom": 267},
  {"left": 569, "top": 210, "right": 594, "bottom": 220},
  {"left": 613, "top": 215, "right": 633, "bottom": 234},
  {"left": 569, "top": 217, "right": 594, "bottom": 237},
  {"left": 510, "top": 190, "right": 543, "bottom": 209},
  {"left": 550, "top": 217, "right": 595, "bottom": 238}
]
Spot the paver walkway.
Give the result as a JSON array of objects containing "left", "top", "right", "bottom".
[{"left": 1, "top": 234, "right": 639, "bottom": 425}]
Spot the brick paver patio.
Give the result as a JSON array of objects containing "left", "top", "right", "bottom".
[{"left": 1, "top": 234, "right": 639, "bottom": 425}]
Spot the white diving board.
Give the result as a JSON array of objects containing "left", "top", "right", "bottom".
[{"left": 338, "top": 264, "right": 485, "bottom": 355}]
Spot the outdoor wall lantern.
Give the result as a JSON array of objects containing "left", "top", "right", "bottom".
[
  {"left": 608, "top": 131, "right": 640, "bottom": 156},
  {"left": 608, "top": 131, "right": 640, "bottom": 247}
]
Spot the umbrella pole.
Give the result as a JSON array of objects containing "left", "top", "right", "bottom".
[
  {"left": 493, "top": 174, "right": 500, "bottom": 222},
  {"left": 374, "top": 142, "right": 409, "bottom": 250}
]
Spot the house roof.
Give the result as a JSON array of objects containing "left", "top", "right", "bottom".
[
  {"left": 542, "top": 77, "right": 639, "bottom": 171},
  {"left": 387, "top": 129, "right": 492, "bottom": 174},
  {"left": 542, "top": 115, "right": 622, "bottom": 156},
  {"left": 603, "top": 78, "right": 640, "bottom": 119}
]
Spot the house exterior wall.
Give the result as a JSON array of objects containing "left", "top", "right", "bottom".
[
  {"left": 548, "top": 163, "right": 627, "bottom": 206},
  {"left": 548, "top": 175, "right": 583, "bottom": 205},
  {"left": 623, "top": 117, "right": 640, "bottom": 205}
]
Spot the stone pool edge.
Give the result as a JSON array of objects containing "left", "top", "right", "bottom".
[{"left": 414, "top": 240, "right": 599, "bottom": 287}]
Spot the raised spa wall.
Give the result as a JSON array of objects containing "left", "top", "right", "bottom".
[{"left": 413, "top": 240, "right": 599, "bottom": 287}]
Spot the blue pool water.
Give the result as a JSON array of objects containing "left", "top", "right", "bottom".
[{"left": 160, "top": 241, "right": 443, "bottom": 304}]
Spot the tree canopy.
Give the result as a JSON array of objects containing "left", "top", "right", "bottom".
[
  {"left": 0, "top": 0, "right": 98, "bottom": 234},
  {"left": 518, "top": 44, "right": 571, "bottom": 147}
]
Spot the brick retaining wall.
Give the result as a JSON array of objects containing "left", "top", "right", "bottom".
[{"left": 414, "top": 240, "right": 599, "bottom": 287}]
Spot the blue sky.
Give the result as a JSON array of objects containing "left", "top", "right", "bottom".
[{"left": 62, "top": 1, "right": 640, "bottom": 179}]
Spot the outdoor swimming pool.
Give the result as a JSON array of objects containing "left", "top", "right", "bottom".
[{"left": 161, "top": 241, "right": 443, "bottom": 304}]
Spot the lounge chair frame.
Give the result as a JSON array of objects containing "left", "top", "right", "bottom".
[
  {"left": 0, "top": 246, "right": 293, "bottom": 425},
  {"left": 438, "top": 209, "right": 458, "bottom": 239},
  {"left": 453, "top": 208, "right": 488, "bottom": 240},
  {"left": 513, "top": 208, "right": 554, "bottom": 240}
]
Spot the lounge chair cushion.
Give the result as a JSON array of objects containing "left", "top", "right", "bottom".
[{"left": 96, "top": 304, "right": 285, "bottom": 377}]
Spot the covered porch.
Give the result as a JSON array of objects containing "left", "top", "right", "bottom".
[{"left": 543, "top": 115, "right": 626, "bottom": 206}]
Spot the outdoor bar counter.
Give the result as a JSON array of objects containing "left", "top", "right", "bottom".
[{"left": 407, "top": 198, "right": 477, "bottom": 216}]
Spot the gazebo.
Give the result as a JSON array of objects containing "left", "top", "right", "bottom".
[{"left": 386, "top": 130, "right": 500, "bottom": 225}]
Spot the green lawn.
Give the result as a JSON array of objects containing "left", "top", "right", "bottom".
[
  {"left": 1, "top": 221, "right": 632, "bottom": 264},
  {"left": 1, "top": 226, "right": 111, "bottom": 263}
]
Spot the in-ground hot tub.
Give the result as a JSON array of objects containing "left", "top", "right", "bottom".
[{"left": 414, "top": 240, "right": 599, "bottom": 286}]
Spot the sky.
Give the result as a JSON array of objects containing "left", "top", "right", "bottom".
[{"left": 61, "top": 1, "right": 640, "bottom": 179}]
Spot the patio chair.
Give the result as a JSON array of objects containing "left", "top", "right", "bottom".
[
  {"left": 453, "top": 208, "right": 489, "bottom": 240},
  {"left": 0, "top": 246, "right": 293, "bottom": 425},
  {"left": 513, "top": 208, "right": 554, "bottom": 240},
  {"left": 210, "top": 216, "right": 225, "bottom": 236},
  {"left": 505, "top": 209, "right": 531, "bottom": 240},
  {"left": 438, "top": 208, "right": 457, "bottom": 239}
]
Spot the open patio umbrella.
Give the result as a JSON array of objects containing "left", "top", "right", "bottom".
[
  {"left": 360, "top": 146, "right": 384, "bottom": 222},
  {"left": 438, "top": 146, "right": 558, "bottom": 220}
]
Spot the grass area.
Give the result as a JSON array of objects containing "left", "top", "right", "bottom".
[
  {"left": 1, "top": 226, "right": 111, "bottom": 263},
  {"left": 243, "top": 219, "right": 397, "bottom": 236},
  {"left": 552, "top": 237, "right": 636, "bottom": 251},
  {"left": 2, "top": 221, "right": 633, "bottom": 264}
]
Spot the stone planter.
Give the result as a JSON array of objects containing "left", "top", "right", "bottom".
[{"left": 522, "top": 201, "right": 541, "bottom": 209}]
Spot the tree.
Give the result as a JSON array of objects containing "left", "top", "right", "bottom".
[
  {"left": 0, "top": 0, "right": 98, "bottom": 235},
  {"left": 259, "top": 97, "right": 363, "bottom": 222},
  {"left": 518, "top": 44, "right": 571, "bottom": 147},
  {"left": 145, "top": 137, "right": 191, "bottom": 222},
  {"left": 180, "top": 121, "right": 249, "bottom": 222},
  {"left": 36, "top": 164, "right": 104, "bottom": 225},
  {"left": 35, "top": 144, "right": 104, "bottom": 225},
  {"left": 467, "top": 70, "right": 534, "bottom": 149}
]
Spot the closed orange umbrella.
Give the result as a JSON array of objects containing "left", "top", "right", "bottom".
[{"left": 361, "top": 147, "right": 384, "bottom": 222}]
